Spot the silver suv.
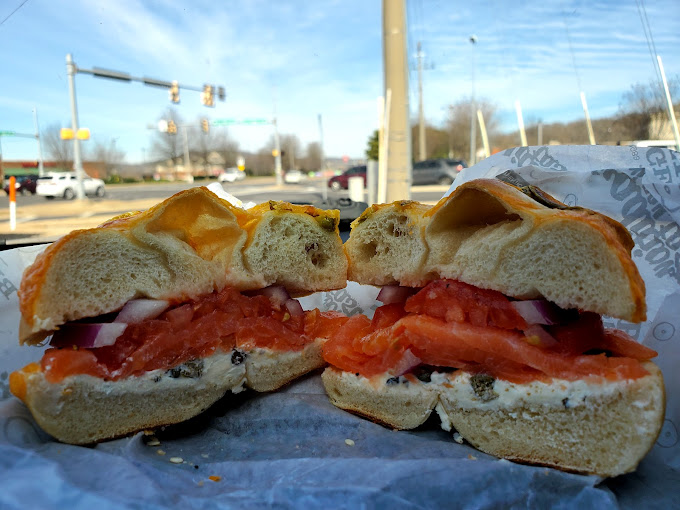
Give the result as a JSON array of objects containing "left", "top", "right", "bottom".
[
  {"left": 36, "top": 172, "right": 106, "bottom": 200},
  {"left": 412, "top": 159, "right": 467, "bottom": 186}
]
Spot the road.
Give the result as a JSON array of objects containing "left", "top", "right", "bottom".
[{"left": 0, "top": 176, "right": 451, "bottom": 247}]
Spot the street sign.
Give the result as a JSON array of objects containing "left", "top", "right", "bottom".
[
  {"left": 212, "top": 118, "right": 270, "bottom": 126},
  {"left": 0, "top": 131, "right": 16, "bottom": 136}
]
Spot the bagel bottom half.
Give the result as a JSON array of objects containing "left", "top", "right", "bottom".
[
  {"left": 321, "top": 362, "right": 665, "bottom": 477},
  {"left": 11, "top": 343, "right": 328, "bottom": 445}
]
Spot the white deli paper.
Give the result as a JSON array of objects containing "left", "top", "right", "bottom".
[{"left": 0, "top": 145, "right": 678, "bottom": 509}]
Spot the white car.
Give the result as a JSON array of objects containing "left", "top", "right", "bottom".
[
  {"left": 218, "top": 167, "right": 246, "bottom": 183},
  {"left": 36, "top": 172, "right": 106, "bottom": 200},
  {"left": 284, "top": 169, "right": 304, "bottom": 184}
]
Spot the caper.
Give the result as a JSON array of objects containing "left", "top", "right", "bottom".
[
  {"left": 231, "top": 350, "right": 245, "bottom": 365},
  {"left": 166, "top": 359, "right": 204, "bottom": 379},
  {"left": 470, "top": 373, "right": 498, "bottom": 402}
]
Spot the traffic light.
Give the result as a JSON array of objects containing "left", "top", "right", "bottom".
[
  {"left": 217, "top": 86, "right": 226, "bottom": 101},
  {"left": 201, "top": 84, "right": 214, "bottom": 107},
  {"left": 167, "top": 120, "right": 177, "bottom": 134},
  {"left": 169, "top": 81, "right": 180, "bottom": 103},
  {"left": 201, "top": 118, "right": 210, "bottom": 133}
]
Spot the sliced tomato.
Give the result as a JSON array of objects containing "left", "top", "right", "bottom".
[{"left": 405, "top": 279, "right": 527, "bottom": 330}]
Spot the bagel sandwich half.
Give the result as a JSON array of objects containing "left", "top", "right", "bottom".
[
  {"left": 10, "top": 187, "right": 349, "bottom": 445},
  {"left": 322, "top": 178, "right": 665, "bottom": 477}
]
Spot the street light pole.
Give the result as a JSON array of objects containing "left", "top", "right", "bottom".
[
  {"left": 469, "top": 35, "right": 477, "bottom": 167},
  {"left": 66, "top": 53, "right": 86, "bottom": 199}
]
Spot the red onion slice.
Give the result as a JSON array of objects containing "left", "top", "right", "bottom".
[
  {"left": 250, "top": 285, "right": 292, "bottom": 307},
  {"left": 511, "top": 299, "right": 567, "bottom": 326},
  {"left": 391, "top": 349, "right": 422, "bottom": 377},
  {"left": 50, "top": 322, "right": 128, "bottom": 349},
  {"left": 284, "top": 298, "right": 304, "bottom": 316},
  {"left": 114, "top": 299, "right": 170, "bottom": 324},
  {"left": 376, "top": 285, "right": 415, "bottom": 305}
]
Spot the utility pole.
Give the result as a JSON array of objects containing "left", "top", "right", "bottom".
[
  {"left": 383, "top": 0, "right": 411, "bottom": 201},
  {"left": 66, "top": 53, "right": 86, "bottom": 200},
  {"left": 417, "top": 41, "right": 426, "bottom": 162},
  {"left": 580, "top": 92, "right": 596, "bottom": 145},
  {"left": 33, "top": 107, "right": 45, "bottom": 177},
  {"left": 318, "top": 114, "right": 328, "bottom": 202},
  {"left": 182, "top": 126, "right": 191, "bottom": 179},
  {"left": 272, "top": 89, "right": 283, "bottom": 186},
  {"left": 273, "top": 117, "right": 283, "bottom": 185}
]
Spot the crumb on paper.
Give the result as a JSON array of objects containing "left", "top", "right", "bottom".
[
  {"left": 157, "top": 449, "right": 165, "bottom": 456},
  {"left": 453, "top": 432, "right": 464, "bottom": 444},
  {"left": 209, "top": 475, "right": 222, "bottom": 482},
  {"left": 345, "top": 438, "right": 355, "bottom": 446},
  {"left": 143, "top": 430, "right": 155, "bottom": 436},
  {"left": 467, "top": 454, "right": 477, "bottom": 460},
  {"left": 201, "top": 453, "right": 209, "bottom": 458},
  {"left": 146, "top": 438, "right": 160, "bottom": 447},
  {"left": 169, "top": 457, "right": 183, "bottom": 464}
]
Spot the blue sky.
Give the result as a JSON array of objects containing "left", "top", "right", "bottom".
[{"left": 1, "top": 0, "right": 679, "bottom": 163}]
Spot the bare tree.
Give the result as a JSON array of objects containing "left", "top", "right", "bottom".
[
  {"left": 88, "top": 138, "right": 125, "bottom": 179},
  {"left": 188, "top": 118, "right": 241, "bottom": 173},
  {"left": 301, "top": 141, "right": 322, "bottom": 171},
  {"left": 410, "top": 123, "right": 451, "bottom": 160},
  {"left": 616, "top": 76, "right": 679, "bottom": 140},
  {"left": 43, "top": 123, "right": 73, "bottom": 170},
  {"left": 279, "top": 133, "right": 302, "bottom": 171},
  {"left": 150, "top": 108, "right": 185, "bottom": 162},
  {"left": 259, "top": 133, "right": 302, "bottom": 172},
  {"left": 247, "top": 148, "right": 275, "bottom": 176},
  {"left": 213, "top": 130, "right": 240, "bottom": 168},
  {"left": 445, "top": 99, "right": 498, "bottom": 162}
]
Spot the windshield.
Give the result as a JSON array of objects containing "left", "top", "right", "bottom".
[{"left": 1, "top": 1, "right": 678, "bottom": 245}]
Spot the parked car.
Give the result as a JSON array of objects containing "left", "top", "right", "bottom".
[
  {"left": 3, "top": 174, "right": 38, "bottom": 195},
  {"left": 218, "top": 167, "right": 246, "bottom": 183},
  {"left": 36, "top": 172, "right": 106, "bottom": 200},
  {"left": 284, "top": 169, "right": 304, "bottom": 184},
  {"left": 412, "top": 159, "right": 466, "bottom": 186},
  {"left": 328, "top": 165, "right": 367, "bottom": 191}
]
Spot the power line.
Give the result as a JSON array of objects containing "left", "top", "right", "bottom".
[
  {"left": 561, "top": 6, "right": 583, "bottom": 93},
  {"left": 636, "top": 0, "right": 664, "bottom": 99},
  {"left": 0, "top": 0, "right": 30, "bottom": 27}
]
